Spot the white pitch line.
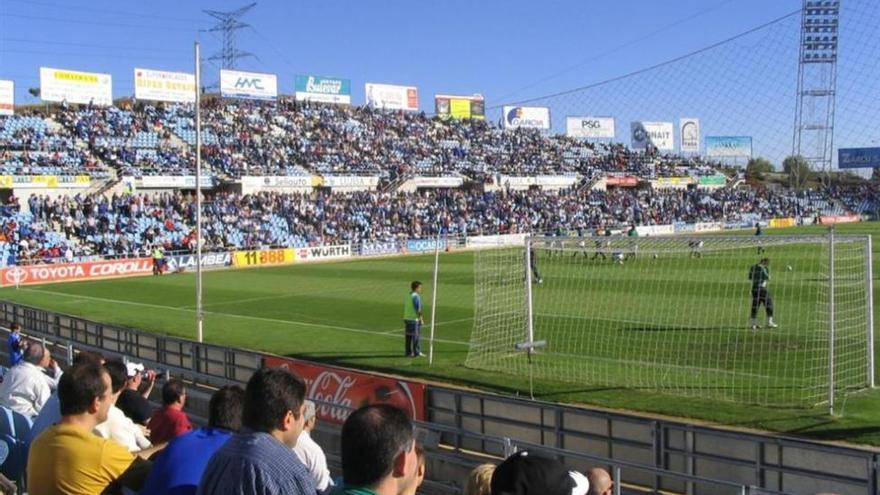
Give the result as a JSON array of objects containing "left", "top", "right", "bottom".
[
  {"left": 17, "top": 288, "right": 471, "bottom": 346},
  {"left": 378, "top": 316, "right": 475, "bottom": 334}
]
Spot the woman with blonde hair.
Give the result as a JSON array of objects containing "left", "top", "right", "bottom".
[{"left": 465, "top": 463, "right": 496, "bottom": 495}]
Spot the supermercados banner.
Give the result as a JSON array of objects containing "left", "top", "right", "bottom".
[
  {"left": 0, "top": 258, "right": 152, "bottom": 287},
  {"left": 166, "top": 252, "right": 232, "bottom": 272},
  {"left": 321, "top": 176, "right": 379, "bottom": 188},
  {"left": 0, "top": 80, "right": 13, "bottom": 116},
  {"left": 0, "top": 175, "right": 91, "bottom": 189},
  {"left": 706, "top": 136, "right": 752, "bottom": 158},
  {"left": 566, "top": 117, "right": 614, "bottom": 139},
  {"left": 434, "top": 94, "right": 485, "bottom": 119},
  {"left": 365, "top": 83, "right": 418, "bottom": 111},
  {"left": 631, "top": 121, "right": 674, "bottom": 150},
  {"left": 134, "top": 68, "right": 196, "bottom": 103},
  {"left": 232, "top": 248, "right": 295, "bottom": 268},
  {"left": 264, "top": 355, "right": 426, "bottom": 423},
  {"left": 503, "top": 106, "right": 550, "bottom": 130},
  {"left": 295, "top": 244, "right": 352, "bottom": 263},
  {"left": 679, "top": 118, "right": 700, "bottom": 152},
  {"left": 40, "top": 67, "right": 112, "bottom": 106},
  {"left": 295, "top": 75, "right": 351, "bottom": 104},
  {"left": 221, "top": 69, "right": 278, "bottom": 100}
]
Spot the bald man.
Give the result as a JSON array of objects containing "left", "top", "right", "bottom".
[{"left": 587, "top": 468, "right": 613, "bottom": 495}]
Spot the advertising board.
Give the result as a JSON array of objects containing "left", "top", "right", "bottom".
[
  {"left": 295, "top": 244, "right": 353, "bottom": 263},
  {"left": 0, "top": 80, "right": 13, "bottom": 116},
  {"left": 264, "top": 355, "right": 426, "bottom": 423},
  {"left": 566, "top": 116, "right": 615, "bottom": 139},
  {"left": 365, "top": 83, "right": 418, "bottom": 111},
  {"left": 502, "top": 106, "right": 550, "bottom": 130},
  {"left": 294, "top": 75, "right": 351, "bottom": 104},
  {"left": 40, "top": 67, "right": 112, "bottom": 106},
  {"left": 631, "top": 121, "right": 674, "bottom": 151},
  {"left": 166, "top": 252, "right": 232, "bottom": 272},
  {"left": 838, "top": 147, "right": 880, "bottom": 169},
  {"left": 360, "top": 242, "right": 400, "bottom": 256},
  {"left": 679, "top": 118, "right": 700, "bottom": 152},
  {"left": 0, "top": 258, "right": 152, "bottom": 287},
  {"left": 220, "top": 69, "right": 278, "bottom": 100},
  {"left": 705, "top": 136, "right": 753, "bottom": 158},
  {"left": 405, "top": 238, "right": 447, "bottom": 253},
  {"left": 134, "top": 68, "right": 196, "bottom": 103},
  {"left": 434, "top": 94, "right": 485, "bottom": 119},
  {"left": 232, "top": 249, "right": 294, "bottom": 268}
]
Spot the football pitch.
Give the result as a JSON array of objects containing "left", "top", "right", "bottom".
[{"left": 2, "top": 222, "right": 880, "bottom": 446}]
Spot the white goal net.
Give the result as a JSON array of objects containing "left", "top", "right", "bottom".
[{"left": 465, "top": 234, "right": 874, "bottom": 408}]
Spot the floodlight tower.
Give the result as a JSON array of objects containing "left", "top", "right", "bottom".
[
  {"left": 792, "top": 0, "right": 840, "bottom": 181},
  {"left": 204, "top": 3, "right": 257, "bottom": 69}
]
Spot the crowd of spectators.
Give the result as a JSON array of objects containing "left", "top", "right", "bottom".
[{"left": 0, "top": 183, "right": 851, "bottom": 264}]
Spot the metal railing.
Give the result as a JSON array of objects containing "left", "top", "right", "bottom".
[{"left": 1, "top": 300, "right": 877, "bottom": 494}]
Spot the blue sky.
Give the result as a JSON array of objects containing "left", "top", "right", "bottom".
[
  {"left": 2, "top": 0, "right": 877, "bottom": 167},
  {"left": 0, "top": 0, "right": 800, "bottom": 108}
]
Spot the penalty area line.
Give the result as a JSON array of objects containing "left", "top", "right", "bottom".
[{"left": 17, "top": 288, "right": 471, "bottom": 347}]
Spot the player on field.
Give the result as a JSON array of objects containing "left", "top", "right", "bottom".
[
  {"left": 403, "top": 281, "right": 425, "bottom": 357},
  {"left": 688, "top": 240, "right": 704, "bottom": 258},
  {"left": 748, "top": 258, "right": 777, "bottom": 330},
  {"left": 529, "top": 246, "right": 543, "bottom": 284},
  {"left": 626, "top": 225, "right": 639, "bottom": 259},
  {"left": 755, "top": 223, "right": 766, "bottom": 254}
]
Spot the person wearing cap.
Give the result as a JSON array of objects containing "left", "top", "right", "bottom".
[
  {"left": 329, "top": 404, "right": 420, "bottom": 495},
  {"left": 490, "top": 451, "right": 589, "bottom": 495},
  {"left": 293, "top": 400, "right": 332, "bottom": 492},
  {"left": 117, "top": 362, "right": 156, "bottom": 426}
]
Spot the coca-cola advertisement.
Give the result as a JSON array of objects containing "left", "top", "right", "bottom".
[{"left": 263, "top": 355, "right": 426, "bottom": 424}]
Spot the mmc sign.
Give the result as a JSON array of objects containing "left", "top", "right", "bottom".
[{"left": 220, "top": 69, "right": 278, "bottom": 100}]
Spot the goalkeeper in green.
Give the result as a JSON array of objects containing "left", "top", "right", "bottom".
[{"left": 749, "top": 258, "right": 777, "bottom": 330}]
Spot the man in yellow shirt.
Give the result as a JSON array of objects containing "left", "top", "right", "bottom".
[{"left": 27, "top": 362, "right": 154, "bottom": 494}]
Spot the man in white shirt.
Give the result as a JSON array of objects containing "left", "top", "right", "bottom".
[
  {"left": 94, "top": 359, "right": 152, "bottom": 452},
  {"left": 292, "top": 400, "right": 332, "bottom": 492},
  {"left": 0, "top": 342, "right": 61, "bottom": 418}
]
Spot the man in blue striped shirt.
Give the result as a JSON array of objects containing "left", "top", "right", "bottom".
[{"left": 197, "top": 368, "right": 316, "bottom": 495}]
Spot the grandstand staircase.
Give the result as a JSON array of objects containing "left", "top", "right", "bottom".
[{"left": 381, "top": 171, "right": 413, "bottom": 193}]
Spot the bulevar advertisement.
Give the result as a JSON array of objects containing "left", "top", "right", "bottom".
[
  {"left": 263, "top": 355, "right": 426, "bottom": 424},
  {"left": 0, "top": 258, "right": 153, "bottom": 287}
]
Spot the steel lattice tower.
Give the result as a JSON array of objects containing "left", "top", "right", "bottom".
[
  {"left": 204, "top": 3, "right": 257, "bottom": 69},
  {"left": 792, "top": 0, "right": 840, "bottom": 177}
]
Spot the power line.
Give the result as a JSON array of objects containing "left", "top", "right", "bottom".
[
  {"left": 0, "top": 13, "right": 203, "bottom": 32},
  {"left": 4, "top": 0, "right": 203, "bottom": 23},
  {"left": 491, "top": 9, "right": 802, "bottom": 109},
  {"left": 1, "top": 37, "right": 188, "bottom": 54},
  {"left": 0, "top": 48, "right": 187, "bottom": 62}
]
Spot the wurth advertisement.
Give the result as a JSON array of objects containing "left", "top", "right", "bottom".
[
  {"left": 264, "top": 355, "right": 426, "bottom": 423},
  {"left": 294, "top": 244, "right": 352, "bottom": 263},
  {"left": 0, "top": 258, "right": 153, "bottom": 287}
]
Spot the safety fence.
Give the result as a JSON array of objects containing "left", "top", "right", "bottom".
[{"left": 0, "top": 301, "right": 876, "bottom": 494}]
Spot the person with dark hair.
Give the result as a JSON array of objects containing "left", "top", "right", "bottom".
[
  {"left": 0, "top": 341, "right": 61, "bottom": 418},
  {"left": 28, "top": 350, "right": 104, "bottom": 443},
  {"left": 94, "top": 359, "right": 153, "bottom": 452},
  {"left": 141, "top": 385, "right": 245, "bottom": 495},
  {"left": 748, "top": 257, "right": 777, "bottom": 330},
  {"left": 148, "top": 378, "right": 192, "bottom": 444},
  {"left": 27, "top": 362, "right": 153, "bottom": 494},
  {"left": 403, "top": 281, "right": 425, "bottom": 357},
  {"left": 330, "top": 404, "right": 420, "bottom": 495},
  {"left": 198, "top": 368, "right": 315, "bottom": 495}
]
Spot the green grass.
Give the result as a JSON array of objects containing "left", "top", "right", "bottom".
[{"left": 2, "top": 222, "right": 880, "bottom": 446}]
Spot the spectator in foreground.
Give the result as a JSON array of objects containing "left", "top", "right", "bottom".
[
  {"left": 490, "top": 451, "right": 590, "bottom": 495},
  {"left": 406, "top": 443, "right": 426, "bottom": 495},
  {"left": 0, "top": 342, "right": 62, "bottom": 418},
  {"left": 586, "top": 467, "right": 613, "bottom": 495},
  {"left": 465, "top": 464, "right": 496, "bottom": 495},
  {"left": 330, "top": 404, "right": 420, "bottom": 495},
  {"left": 27, "top": 362, "right": 153, "bottom": 494},
  {"left": 148, "top": 378, "right": 192, "bottom": 444},
  {"left": 7, "top": 323, "right": 26, "bottom": 367},
  {"left": 94, "top": 359, "right": 152, "bottom": 452},
  {"left": 28, "top": 350, "right": 104, "bottom": 443},
  {"left": 117, "top": 362, "right": 156, "bottom": 426},
  {"left": 293, "top": 400, "right": 333, "bottom": 492},
  {"left": 141, "top": 385, "right": 245, "bottom": 495},
  {"left": 197, "top": 368, "right": 315, "bottom": 495}
]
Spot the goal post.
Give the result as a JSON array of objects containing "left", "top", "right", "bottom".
[{"left": 465, "top": 233, "right": 874, "bottom": 409}]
